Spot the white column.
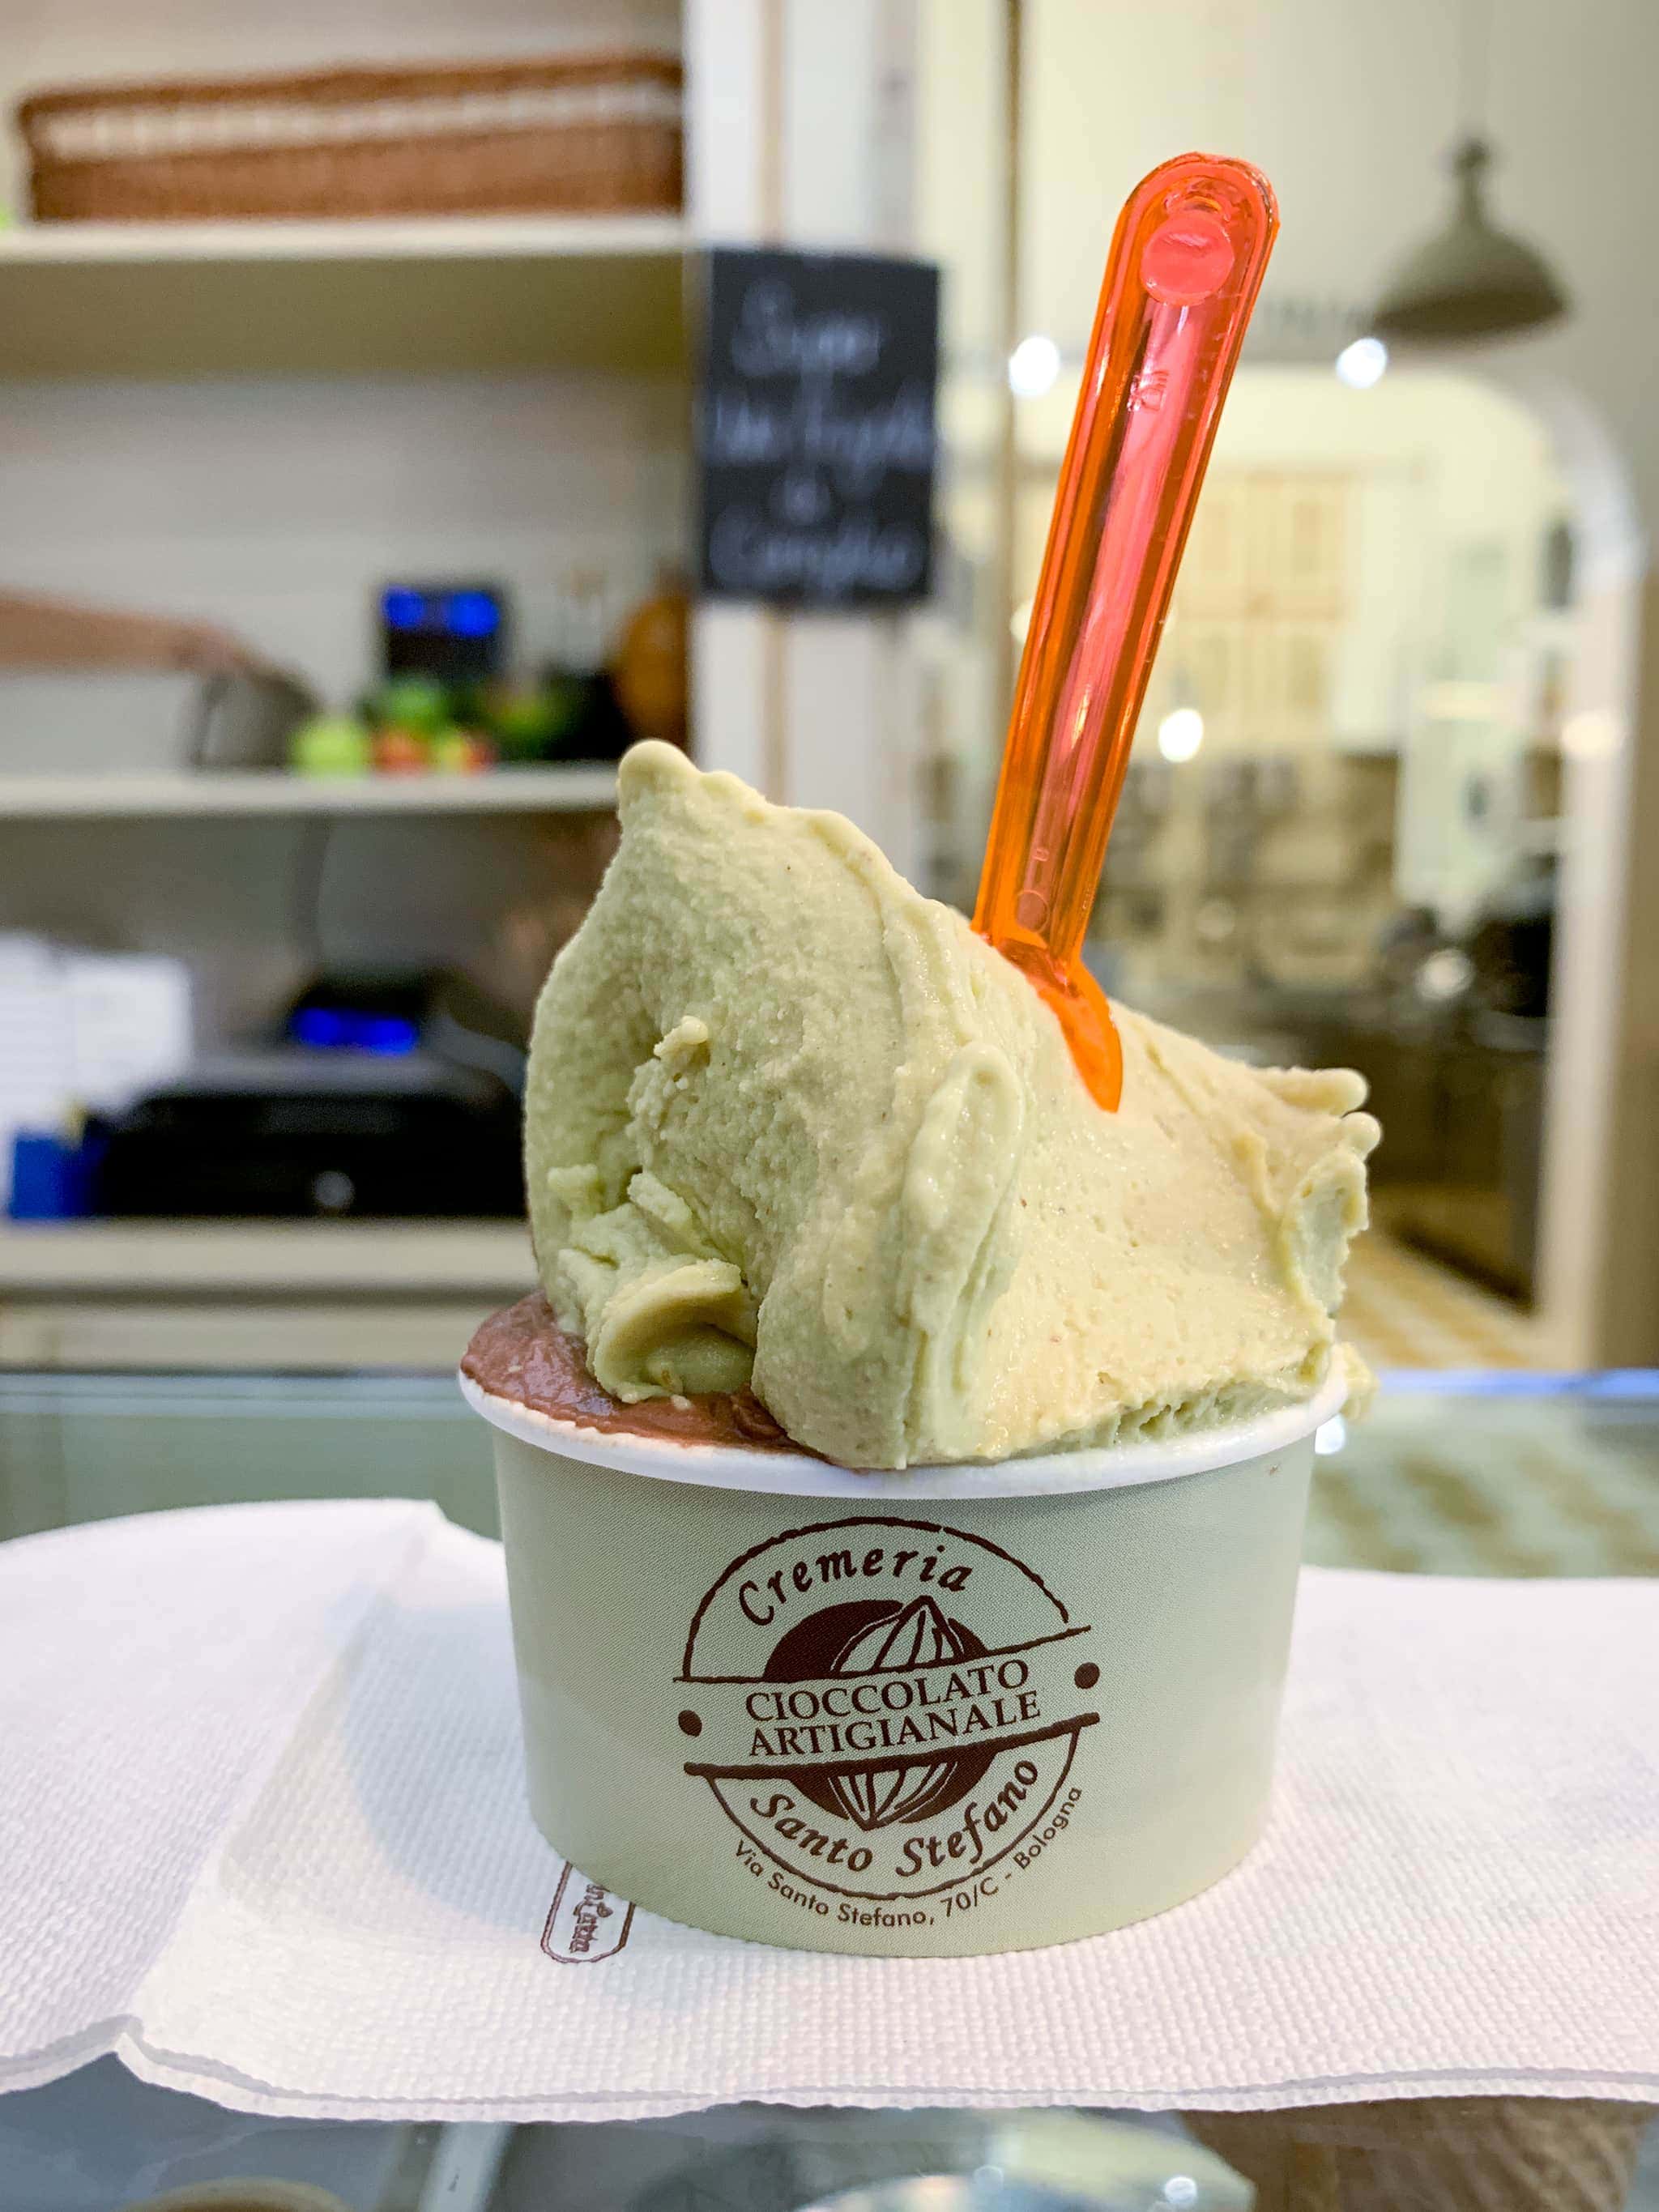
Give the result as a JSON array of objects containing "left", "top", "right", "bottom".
[
  {"left": 1500, "top": 369, "right": 1657, "bottom": 1364},
  {"left": 683, "top": 0, "right": 925, "bottom": 873},
  {"left": 1535, "top": 566, "right": 1659, "bottom": 1366}
]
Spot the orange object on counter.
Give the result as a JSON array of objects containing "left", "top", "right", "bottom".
[
  {"left": 371, "top": 727, "right": 431, "bottom": 775},
  {"left": 614, "top": 581, "right": 689, "bottom": 749},
  {"left": 975, "top": 152, "right": 1278, "bottom": 1109}
]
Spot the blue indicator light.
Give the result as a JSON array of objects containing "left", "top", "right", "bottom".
[
  {"left": 382, "top": 589, "right": 427, "bottom": 631},
  {"left": 291, "top": 1008, "right": 418, "bottom": 1054},
  {"left": 292, "top": 1008, "right": 352, "bottom": 1048},
  {"left": 446, "top": 590, "right": 500, "bottom": 638},
  {"left": 358, "top": 1016, "right": 420, "bottom": 1055}
]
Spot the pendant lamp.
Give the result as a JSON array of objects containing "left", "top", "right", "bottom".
[{"left": 1371, "top": 134, "right": 1568, "bottom": 343}]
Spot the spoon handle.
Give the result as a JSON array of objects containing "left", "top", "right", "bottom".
[{"left": 975, "top": 152, "right": 1278, "bottom": 1107}]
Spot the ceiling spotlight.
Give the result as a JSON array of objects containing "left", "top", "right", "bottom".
[
  {"left": 1008, "top": 333, "right": 1060, "bottom": 398},
  {"left": 1335, "top": 335, "right": 1388, "bottom": 389},
  {"left": 1156, "top": 707, "right": 1204, "bottom": 763}
]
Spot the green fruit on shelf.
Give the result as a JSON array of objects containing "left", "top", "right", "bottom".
[
  {"left": 480, "top": 678, "right": 584, "bottom": 759},
  {"left": 368, "top": 676, "right": 453, "bottom": 735},
  {"left": 289, "top": 714, "right": 372, "bottom": 778}
]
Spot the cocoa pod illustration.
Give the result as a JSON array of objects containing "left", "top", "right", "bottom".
[{"left": 762, "top": 1595, "right": 996, "bottom": 1831}]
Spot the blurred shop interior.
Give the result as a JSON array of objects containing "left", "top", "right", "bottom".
[{"left": 1, "top": 0, "right": 1657, "bottom": 1388}]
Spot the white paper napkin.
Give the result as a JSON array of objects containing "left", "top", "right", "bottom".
[
  {"left": 0, "top": 1500, "right": 441, "bottom": 2092},
  {"left": 2, "top": 1500, "right": 1655, "bottom": 2124}
]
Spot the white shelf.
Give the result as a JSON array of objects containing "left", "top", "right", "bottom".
[
  {"left": 0, "top": 212, "right": 686, "bottom": 267},
  {"left": 0, "top": 212, "right": 689, "bottom": 377},
  {"left": 0, "top": 767, "right": 617, "bottom": 819},
  {"left": 0, "top": 1218, "right": 536, "bottom": 1297}
]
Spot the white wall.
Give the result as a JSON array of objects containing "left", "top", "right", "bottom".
[{"left": 0, "top": 374, "right": 686, "bottom": 706}]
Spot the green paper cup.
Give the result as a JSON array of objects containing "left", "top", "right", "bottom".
[{"left": 462, "top": 1366, "right": 1344, "bottom": 1958}]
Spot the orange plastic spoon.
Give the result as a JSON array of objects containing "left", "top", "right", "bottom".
[{"left": 975, "top": 152, "right": 1278, "bottom": 1108}]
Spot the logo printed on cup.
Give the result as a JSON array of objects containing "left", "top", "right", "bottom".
[
  {"left": 541, "top": 1860, "right": 635, "bottom": 1963},
  {"left": 676, "top": 1515, "right": 1099, "bottom": 1919}
]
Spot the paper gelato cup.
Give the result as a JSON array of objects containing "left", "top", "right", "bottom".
[{"left": 462, "top": 1365, "right": 1345, "bottom": 1958}]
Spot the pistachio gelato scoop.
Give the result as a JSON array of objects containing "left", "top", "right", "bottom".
[{"left": 525, "top": 740, "right": 1378, "bottom": 1468}]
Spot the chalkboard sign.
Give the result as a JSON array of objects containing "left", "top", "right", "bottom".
[{"left": 697, "top": 246, "right": 940, "bottom": 610}]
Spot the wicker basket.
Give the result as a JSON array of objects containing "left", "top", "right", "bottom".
[{"left": 18, "top": 52, "right": 682, "bottom": 224}]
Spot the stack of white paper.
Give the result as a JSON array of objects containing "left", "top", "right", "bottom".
[{"left": 0, "top": 936, "right": 190, "bottom": 1203}]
